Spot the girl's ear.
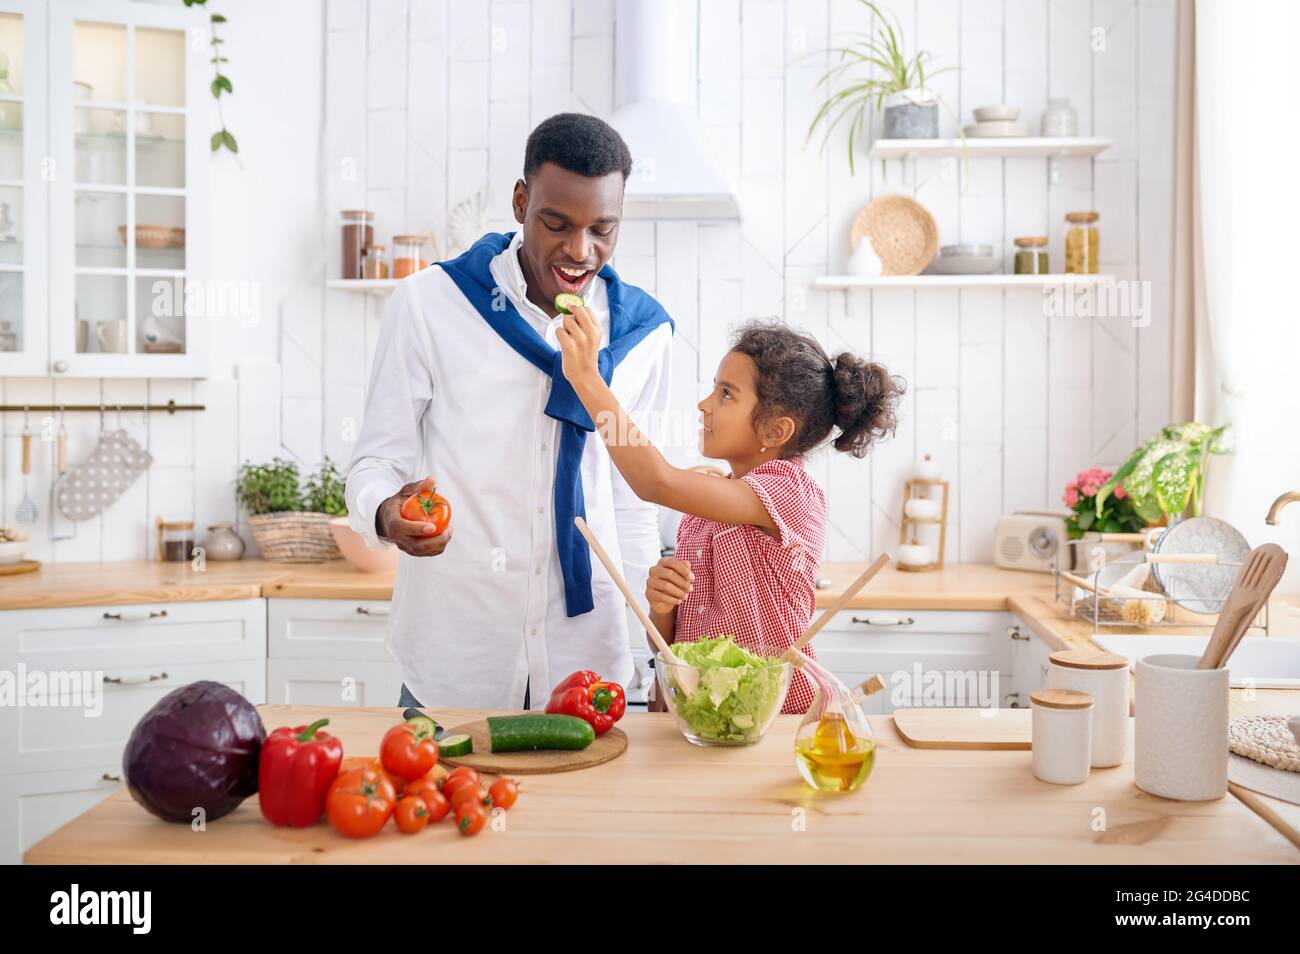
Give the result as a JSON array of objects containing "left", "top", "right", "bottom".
[{"left": 762, "top": 415, "right": 797, "bottom": 451}]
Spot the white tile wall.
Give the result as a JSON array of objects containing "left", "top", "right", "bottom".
[{"left": 2, "top": 0, "right": 1176, "bottom": 567}]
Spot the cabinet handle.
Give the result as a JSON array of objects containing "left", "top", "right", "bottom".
[
  {"left": 1008, "top": 625, "right": 1028, "bottom": 641},
  {"left": 101, "top": 773, "right": 122, "bottom": 783},
  {"left": 355, "top": 606, "right": 390, "bottom": 617},
  {"left": 52, "top": 359, "right": 68, "bottom": 373},
  {"left": 103, "top": 672, "right": 169, "bottom": 686},
  {"left": 102, "top": 609, "right": 168, "bottom": 622},
  {"left": 850, "top": 615, "right": 914, "bottom": 627}
]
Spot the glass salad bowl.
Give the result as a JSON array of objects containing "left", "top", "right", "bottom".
[{"left": 654, "top": 636, "right": 792, "bottom": 747}]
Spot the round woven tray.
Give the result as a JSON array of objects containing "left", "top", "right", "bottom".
[
  {"left": 850, "top": 194, "right": 939, "bottom": 276},
  {"left": 1229, "top": 715, "right": 1300, "bottom": 773}
]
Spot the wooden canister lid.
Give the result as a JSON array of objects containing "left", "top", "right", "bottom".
[
  {"left": 1050, "top": 649, "right": 1128, "bottom": 671},
  {"left": 1030, "top": 688, "right": 1093, "bottom": 710},
  {"left": 1064, "top": 210, "right": 1099, "bottom": 224},
  {"left": 1013, "top": 235, "right": 1048, "bottom": 247}
]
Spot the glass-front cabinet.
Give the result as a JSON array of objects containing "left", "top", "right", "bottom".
[
  {"left": 0, "top": 0, "right": 48, "bottom": 375},
  {"left": 7, "top": 0, "right": 208, "bottom": 377}
]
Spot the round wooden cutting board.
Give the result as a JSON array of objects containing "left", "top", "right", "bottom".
[{"left": 439, "top": 720, "right": 628, "bottom": 775}]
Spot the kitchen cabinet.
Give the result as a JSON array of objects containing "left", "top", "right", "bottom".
[
  {"left": 0, "top": 0, "right": 209, "bottom": 377},
  {"left": 812, "top": 609, "right": 1012, "bottom": 713},
  {"left": 266, "top": 598, "right": 403, "bottom": 707},
  {"left": 0, "top": 763, "right": 124, "bottom": 868},
  {"left": 1006, "top": 615, "right": 1054, "bottom": 707}
]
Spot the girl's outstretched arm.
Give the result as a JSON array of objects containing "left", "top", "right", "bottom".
[{"left": 557, "top": 305, "right": 775, "bottom": 533}]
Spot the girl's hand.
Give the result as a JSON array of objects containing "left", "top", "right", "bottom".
[
  {"left": 556, "top": 304, "right": 603, "bottom": 385},
  {"left": 646, "top": 557, "right": 694, "bottom": 615}
]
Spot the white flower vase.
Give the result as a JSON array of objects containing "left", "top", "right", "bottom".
[{"left": 847, "top": 238, "right": 883, "bottom": 277}]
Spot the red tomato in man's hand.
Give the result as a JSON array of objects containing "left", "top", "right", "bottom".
[
  {"left": 400, "top": 488, "right": 452, "bottom": 535},
  {"left": 380, "top": 723, "right": 439, "bottom": 781},
  {"left": 326, "top": 766, "right": 396, "bottom": 839}
]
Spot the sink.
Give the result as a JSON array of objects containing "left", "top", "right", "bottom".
[{"left": 1091, "top": 634, "right": 1300, "bottom": 689}]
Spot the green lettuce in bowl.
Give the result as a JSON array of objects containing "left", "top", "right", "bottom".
[{"left": 656, "top": 636, "right": 792, "bottom": 746}]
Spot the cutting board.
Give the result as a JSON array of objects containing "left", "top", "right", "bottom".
[
  {"left": 439, "top": 720, "right": 629, "bottom": 775},
  {"left": 892, "top": 707, "right": 1032, "bottom": 750}
]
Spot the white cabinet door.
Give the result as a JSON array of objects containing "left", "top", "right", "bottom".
[
  {"left": 267, "top": 599, "right": 402, "bottom": 707},
  {"left": 0, "top": 763, "right": 123, "bottom": 865},
  {"left": 267, "top": 658, "right": 397, "bottom": 708},
  {"left": 1007, "top": 616, "right": 1054, "bottom": 707}
]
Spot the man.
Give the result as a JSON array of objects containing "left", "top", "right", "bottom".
[{"left": 346, "top": 113, "right": 673, "bottom": 710}]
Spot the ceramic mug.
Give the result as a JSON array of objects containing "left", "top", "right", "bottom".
[
  {"left": 96, "top": 319, "right": 127, "bottom": 354},
  {"left": 1134, "top": 653, "right": 1228, "bottom": 800}
]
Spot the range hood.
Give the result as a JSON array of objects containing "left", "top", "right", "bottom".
[{"left": 611, "top": 0, "right": 740, "bottom": 220}]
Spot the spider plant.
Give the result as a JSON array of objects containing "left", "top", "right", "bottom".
[{"left": 805, "top": 0, "right": 958, "bottom": 175}]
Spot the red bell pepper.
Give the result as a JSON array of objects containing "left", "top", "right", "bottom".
[
  {"left": 545, "top": 670, "right": 626, "bottom": 735},
  {"left": 259, "top": 717, "right": 344, "bottom": 828}
]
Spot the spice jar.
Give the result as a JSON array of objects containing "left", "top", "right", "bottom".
[
  {"left": 340, "top": 210, "right": 374, "bottom": 280},
  {"left": 1049, "top": 650, "right": 1128, "bottom": 768},
  {"left": 392, "top": 234, "right": 429, "bottom": 279},
  {"left": 1013, "top": 236, "right": 1049, "bottom": 275},
  {"left": 1030, "top": 688, "right": 1094, "bottom": 785},
  {"left": 156, "top": 516, "right": 195, "bottom": 563},
  {"left": 1064, "top": 211, "right": 1100, "bottom": 274},
  {"left": 362, "top": 243, "right": 389, "bottom": 280}
]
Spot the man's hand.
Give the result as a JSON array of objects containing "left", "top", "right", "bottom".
[
  {"left": 556, "top": 304, "right": 603, "bottom": 385},
  {"left": 376, "top": 476, "right": 454, "bottom": 557},
  {"left": 646, "top": 556, "right": 694, "bottom": 615}
]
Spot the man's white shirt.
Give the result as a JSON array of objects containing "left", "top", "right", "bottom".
[{"left": 346, "top": 232, "right": 672, "bottom": 708}]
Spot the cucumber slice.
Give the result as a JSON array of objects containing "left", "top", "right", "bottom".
[
  {"left": 405, "top": 714, "right": 439, "bottom": 741},
  {"left": 554, "top": 293, "right": 585, "bottom": 315},
  {"left": 487, "top": 714, "right": 595, "bottom": 753},
  {"left": 438, "top": 733, "right": 473, "bottom": 758}
]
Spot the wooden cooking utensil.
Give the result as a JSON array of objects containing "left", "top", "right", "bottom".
[
  {"left": 1197, "top": 544, "right": 1289, "bottom": 670},
  {"left": 784, "top": 553, "right": 890, "bottom": 662},
  {"left": 573, "top": 516, "right": 700, "bottom": 695}
]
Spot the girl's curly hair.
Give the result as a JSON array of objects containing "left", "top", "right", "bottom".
[{"left": 729, "top": 319, "right": 905, "bottom": 459}]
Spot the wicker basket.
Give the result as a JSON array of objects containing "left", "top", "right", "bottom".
[{"left": 248, "top": 512, "right": 341, "bottom": 563}]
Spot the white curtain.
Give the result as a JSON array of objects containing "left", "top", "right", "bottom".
[{"left": 1194, "top": 0, "right": 1300, "bottom": 588}]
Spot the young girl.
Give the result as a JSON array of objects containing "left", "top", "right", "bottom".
[{"left": 557, "top": 309, "right": 904, "bottom": 713}]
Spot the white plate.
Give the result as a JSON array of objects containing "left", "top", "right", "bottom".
[
  {"left": 963, "top": 121, "right": 1027, "bottom": 138},
  {"left": 973, "top": 105, "right": 1019, "bottom": 122},
  {"left": 1151, "top": 516, "right": 1250, "bottom": 615}
]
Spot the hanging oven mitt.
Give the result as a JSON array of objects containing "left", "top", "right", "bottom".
[{"left": 56, "top": 427, "right": 153, "bottom": 522}]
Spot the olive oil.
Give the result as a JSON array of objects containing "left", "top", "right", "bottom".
[{"left": 794, "top": 712, "right": 875, "bottom": 793}]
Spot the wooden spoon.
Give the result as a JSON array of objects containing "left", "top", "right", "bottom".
[
  {"left": 573, "top": 516, "right": 700, "bottom": 695},
  {"left": 1196, "top": 544, "right": 1289, "bottom": 670},
  {"left": 1209, "top": 544, "right": 1288, "bottom": 670}
]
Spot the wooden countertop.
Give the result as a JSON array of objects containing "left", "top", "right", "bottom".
[{"left": 23, "top": 704, "right": 1298, "bottom": 865}]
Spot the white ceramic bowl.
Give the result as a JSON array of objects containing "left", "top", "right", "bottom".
[
  {"left": 0, "top": 539, "right": 28, "bottom": 565},
  {"left": 328, "top": 517, "right": 399, "bottom": 573},
  {"left": 973, "top": 104, "right": 1019, "bottom": 122}
]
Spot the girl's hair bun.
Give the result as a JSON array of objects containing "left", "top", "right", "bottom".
[{"left": 829, "top": 351, "right": 904, "bottom": 458}]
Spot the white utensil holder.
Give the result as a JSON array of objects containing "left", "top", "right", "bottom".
[{"left": 1135, "top": 653, "right": 1228, "bottom": 801}]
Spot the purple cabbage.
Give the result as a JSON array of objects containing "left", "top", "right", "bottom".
[{"left": 123, "top": 681, "right": 266, "bottom": 823}]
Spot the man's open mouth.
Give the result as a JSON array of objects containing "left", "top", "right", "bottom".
[{"left": 552, "top": 264, "right": 592, "bottom": 293}]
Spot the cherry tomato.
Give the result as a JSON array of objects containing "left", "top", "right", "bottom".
[
  {"left": 400, "top": 489, "right": 452, "bottom": 535},
  {"left": 404, "top": 776, "right": 450, "bottom": 822},
  {"left": 441, "top": 766, "right": 480, "bottom": 801},
  {"left": 455, "top": 801, "right": 486, "bottom": 837},
  {"left": 380, "top": 723, "right": 439, "bottom": 781},
  {"left": 326, "top": 766, "right": 396, "bottom": 839},
  {"left": 339, "top": 756, "right": 404, "bottom": 794},
  {"left": 489, "top": 777, "right": 520, "bottom": 810},
  {"left": 449, "top": 783, "right": 491, "bottom": 814},
  {"left": 394, "top": 796, "right": 430, "bottom": 834}
]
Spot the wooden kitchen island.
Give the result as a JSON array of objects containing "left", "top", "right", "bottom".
[{"left": 24, "top": 704, "right": 1299, "bottom": 865}]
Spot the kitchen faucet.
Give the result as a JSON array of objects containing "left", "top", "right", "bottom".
[{"left": 1265, "top": 491, "right": 1300, "bottom": 525}]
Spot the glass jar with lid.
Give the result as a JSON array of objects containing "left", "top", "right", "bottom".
[
  {"left": 362, "top": 242, "right": 389, "bottom": 280},
  {"left": 392, "top": 234, "right": 429, "bottom": 279},
  {"left": 156, "top": 516, "right": 195, "bottom": 563},
  {"left": 1064, "top": 211, "right": 1100, "bottom": 274},
  {"left": 1013, "top": 236, "right": 1049, "bottom": 275},
  {"left": 340, "top": 210, "right": 374, "bottom": 280}
]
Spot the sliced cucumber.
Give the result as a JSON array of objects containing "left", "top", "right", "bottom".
[
  {"left": 487, "top": 714, "right": 595, "bottom": 753},
  {"left": 404, "top": 714, "right": 439, "bottom": 741},
  {"left": 438, "top": 733, "right": 473, "bottom": 758},
  {"left": 554, "top": 293, "right": 585, "bottom": 315}
]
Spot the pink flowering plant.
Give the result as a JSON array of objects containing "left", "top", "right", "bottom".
[{"left": 1063, "top": 467, "right": 1147, "bottom": 539}]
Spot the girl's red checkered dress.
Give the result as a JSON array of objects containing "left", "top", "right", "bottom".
[{"left": 672, "top": 457, "right": 827, "bottom": 714}]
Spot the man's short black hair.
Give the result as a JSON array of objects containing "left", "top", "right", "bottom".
[{"left": 523, "top": 113, "right": 632, "bottom": 182}]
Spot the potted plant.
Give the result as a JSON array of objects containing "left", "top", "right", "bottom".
[
  {"left": 1094, "top": 422, "right": 1234, "bottom": 526},
  {"left": 805, "top": 0, "right": 957, "bottom": 173},
  {"left": 235, "top": 457, "right": 343, "bottom": 563}
]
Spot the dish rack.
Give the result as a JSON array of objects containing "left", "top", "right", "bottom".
[{"left": 1052, "top": 536, "right": 1271, "bottom": 636}]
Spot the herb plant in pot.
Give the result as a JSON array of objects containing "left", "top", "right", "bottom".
[{"left": 236, "top": 457, "right": 341, "bottom": 563}]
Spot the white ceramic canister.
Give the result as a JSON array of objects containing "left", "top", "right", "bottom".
[
  {"left": 1049, "top": 650, "right": 1129, "bottom": 768},
  {"left": 1030, "top": 688, "right": 1093, "bottom": 785},
  {"left": 1135, "top": 653, "right": 1229, "bottom": 801}
]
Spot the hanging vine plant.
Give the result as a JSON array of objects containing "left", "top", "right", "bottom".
[{"left": 182, "top": 0, "right": 238, "bottom": 157}]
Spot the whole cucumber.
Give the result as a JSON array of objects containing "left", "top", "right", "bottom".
[{"left": 487, "top": 714, "right": 595, "bottom": 753}]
